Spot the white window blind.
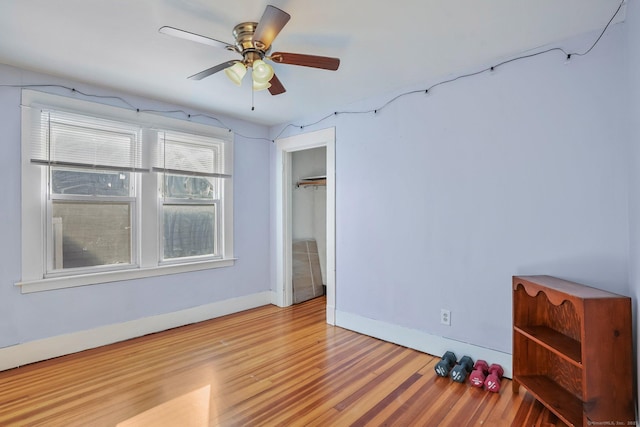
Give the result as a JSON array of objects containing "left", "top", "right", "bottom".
[
  {"left": 153, "top": 130, "right": 232, "bottom": 178},
  {"left": 29, "top": 108, "right": 146, "bottom": 172}
]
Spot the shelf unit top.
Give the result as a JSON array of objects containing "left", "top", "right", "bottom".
[{"left": 513, "top": 275, "right": 627, "bottom": 301}]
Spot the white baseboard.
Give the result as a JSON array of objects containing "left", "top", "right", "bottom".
[
  {"left": 336, "top": 310, "right": 513, "bottom": 378},
  {"left": 0, "top": 291, "right": 272, "bottom": 372},
  {"left": 326, "top": 304, "right": 336, "bottom": 325}
]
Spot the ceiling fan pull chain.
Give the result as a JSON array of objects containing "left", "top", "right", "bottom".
[{"left": 251, "top": 77, "right": 255, "bottom": 111}]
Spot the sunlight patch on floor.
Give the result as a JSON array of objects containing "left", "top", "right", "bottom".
[{"left": 117, "top": 385, "right": 212, "bottom": 427}]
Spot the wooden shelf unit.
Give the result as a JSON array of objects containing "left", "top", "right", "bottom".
[{"left": 512, "top": 275, "right": 635, "bottom": 427}]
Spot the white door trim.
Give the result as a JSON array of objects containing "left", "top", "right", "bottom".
[{"left": 275, "top": 127, "right": 336, "bottom": 325}]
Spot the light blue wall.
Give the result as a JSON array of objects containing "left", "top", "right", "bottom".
[
  {"left": 625, "top": 0, "right": 640, "bottom": 417},
  {"left": 0, "top": 64, "right": 272, "bottom": 348},
  {"left": 272, "top": 24, "right": 630, "bottom": 354}
]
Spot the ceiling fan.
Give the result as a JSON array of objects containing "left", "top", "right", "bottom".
[{"left": 159, "top": 5, "right": 340, "bottom": 96}]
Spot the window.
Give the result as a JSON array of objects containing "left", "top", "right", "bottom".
[
  {"left": 154, "top": 130, "right": 230, "bottom": 263},
  {"left": 33, "top": 110, "right": 142, "bottom": 275},
  {"left": 18, "top": 90, "right": 234, "bottom": 293}
]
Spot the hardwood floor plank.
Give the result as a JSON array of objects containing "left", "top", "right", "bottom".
[
  {"left": 0, "top": 297, "right": 566, "bottom": 426},
  {"left": 349, "top": 371, "right": 424, "bottom": 426},
  {"left": 262, "top": 342, "right": 399, "bottom": 425},
  {"left": 372, "top": 366, "right": 441, "bottom": 425},
  {"left": 438, "top": 385, "right": 494, "bottom": 426},
  {"left": 226, "top": 339, "right": 404, "bottom": 425}
]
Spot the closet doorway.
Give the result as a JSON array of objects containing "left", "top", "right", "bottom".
[
  {"left": 291, "top": 147, "right": 327, "bottom": 304},
  {"left": 275, "top": 127, "right": 336, "bottom": 324}
]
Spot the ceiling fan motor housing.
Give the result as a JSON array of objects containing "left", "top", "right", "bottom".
[{"left": 231, "top": 22, "right": 267, "bottom": 67}]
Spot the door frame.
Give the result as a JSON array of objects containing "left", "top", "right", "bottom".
[{"left": 274, "top": 127, "right": 336, "bottom": 324}]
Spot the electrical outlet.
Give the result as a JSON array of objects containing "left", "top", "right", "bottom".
[{"left": 440, "top": 309, "right": 451, "bottom": 326}]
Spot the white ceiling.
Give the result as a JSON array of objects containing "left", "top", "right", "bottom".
[{"left": 0, "top": 0, "right": 625, "bottom": 126}]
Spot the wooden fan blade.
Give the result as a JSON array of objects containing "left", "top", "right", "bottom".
[
  {"left": 270, "top": 52, "right": 340, "bottom": 71},
  {"left": 188, "top": 60, "right": 239, "bottom": 80},
  {"left": 268, "top": 74, "right": 286, "bottom": 95},
  {"left": 252, "top": 5, "right": 291, "bottom": 50},
  {"left": 159, "top": 26, "right": 234, "bottom": 51}
]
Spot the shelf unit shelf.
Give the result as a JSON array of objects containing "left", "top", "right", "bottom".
[
  {"left": 513, "top": 325, "right": 581, "bottom": 367},
  {"left": 296, "top": 177, "right": 326, "bottom": 187},
  {"left": 517, "top": 375, "right": 583, "bottom": 427},
  {"left": 512, "top": 275, "right": 635, "bottom": 427}
]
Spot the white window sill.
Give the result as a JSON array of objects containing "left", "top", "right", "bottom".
[{"left": 15, "top": 258, "right": 237, "bottom": 294}]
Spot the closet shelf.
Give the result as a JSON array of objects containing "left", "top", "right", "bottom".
[{"left": 297, "top": 176, "right": 326, "bottom": 187}]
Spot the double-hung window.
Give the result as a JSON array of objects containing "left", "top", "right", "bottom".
[
  {"left": 19, "top": 90, "right": 234, "bottom": 293},
  {"left": 35, "top": 110, "right": 143, "bottom": 274},
  {"left": 154, "top": 130, "right": 230, "bottom": 263}
]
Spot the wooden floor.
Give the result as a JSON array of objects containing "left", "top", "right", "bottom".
[{"left": 0, "top": 297, "right": 564, "bottom": 426}]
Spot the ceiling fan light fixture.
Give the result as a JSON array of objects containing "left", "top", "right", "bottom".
[
  {"left": 251, "top": 59, "right": 274, "bottom": 84},
  {"left": 252, "top": 80, "right": 272, "bottom": 91},
  {"left": 160, "top": 5, "right": 340, "bottom": 97},
  {"left": 224, "top": 62, "right": 247, "bottom": 86}
]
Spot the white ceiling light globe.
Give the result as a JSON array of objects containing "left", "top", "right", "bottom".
[
  {"left": 224, "top": 62, "right": 247, "bottom": 86},
  {"left": 252, "top": 59, "right": 274, "bottom": 84}
]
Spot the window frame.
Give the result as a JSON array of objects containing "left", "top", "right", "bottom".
[{"left": 17, "top": 90, "right": 235, "bottom": 294}]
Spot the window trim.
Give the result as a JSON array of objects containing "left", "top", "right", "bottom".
[
  {"left": 17, "top": 89, "right": 235, "bottom": 294},
  {"left": 15, "top": 259, "right": 236, "bottom": 294}
]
